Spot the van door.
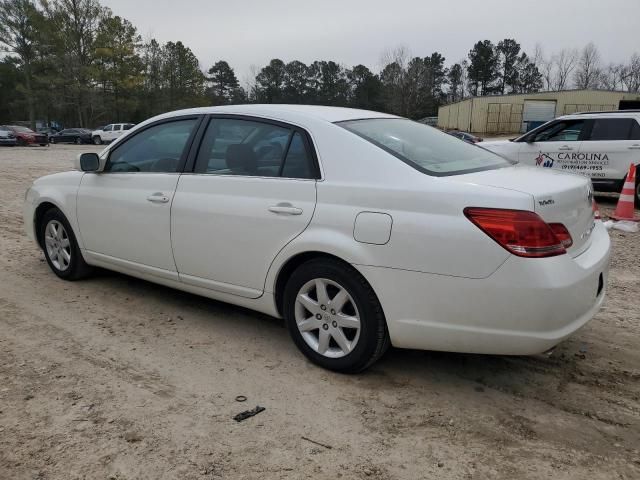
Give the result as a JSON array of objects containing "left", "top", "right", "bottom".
[
  {"left": 517, "top": 119, "right": 586, "bottom": 172},
  {"left": 578, "top": 118, "right": 640, "bottom": 182}
]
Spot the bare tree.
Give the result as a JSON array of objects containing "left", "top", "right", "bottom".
[
  {"left": 552, "top": 48, "right": 578, "bottom": 90},
  {"left": 533, "top": 45, "right": 553, "bottom": 91},
  {"left": 601, "top": 63, "right": 625, "bottom": 91},
  {"left": 621, "top": 53, "right": 640, "bottom": 93},
  {"left": 574, "top": 43, "right": 602, "bottom": 89}
]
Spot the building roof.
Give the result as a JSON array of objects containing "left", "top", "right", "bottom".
[{"left": 441, "top": 88, "right": 636, "bottom": 108}]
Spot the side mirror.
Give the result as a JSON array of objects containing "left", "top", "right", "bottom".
[{"left": 78, "top": 152, "right": 100, "bottom": 172}]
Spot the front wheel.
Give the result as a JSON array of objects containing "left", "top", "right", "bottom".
[
  {"left": 39, "top": 208, "right": 92, "bottom": 280},
  {"left": 92, "top": 136, "right": 102, "bottom": 145},
  {"left": 635, "top": 172, "right": 640, "bottom": 209},
  {"left": 75, "top": 137, "right": 82, "bottom": 145},
  {"left": 283, "top": 258, "right": 389, "bottom": 373}
]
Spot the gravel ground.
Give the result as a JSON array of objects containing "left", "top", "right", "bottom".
[{"left": 1, "top": 144, "right": 639, "bottom": 480}]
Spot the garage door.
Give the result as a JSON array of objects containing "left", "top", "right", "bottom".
[{"left": 522, "top": 100, "right": 556, "bottom": 131}]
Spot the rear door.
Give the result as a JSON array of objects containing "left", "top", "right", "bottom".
[
  {"left": 517, "top": 119, "right": 587, "bottom": 171},
  {"left": 578, "top": 118, "right": 640, "bottom": 181},
  {"left": 171, "top": 115, "right": 319, "bottom": 298}
]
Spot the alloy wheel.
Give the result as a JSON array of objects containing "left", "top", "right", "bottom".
[
  {"left": 44, "top": 220, "right": 71, "bottom": 271},
  {"left": 294, "top": 278, "right": 361, "bottom": 358}
]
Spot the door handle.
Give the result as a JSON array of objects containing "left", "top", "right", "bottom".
[
  {"left": 629, "top": 144, "right": 640, "bottom": 150},
  {"left": 147, "top": 193, "right": 170, "bottom": 203},
  {"left": 268, "top": 203, "right": 303, "bottom": 215},
  {"left": 558, "top": 145, "right": 573, "bottom": 151}
]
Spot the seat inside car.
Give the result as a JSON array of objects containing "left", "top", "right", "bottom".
[{"left": 225, "top": 144, "right": 257, "bottom": 175}]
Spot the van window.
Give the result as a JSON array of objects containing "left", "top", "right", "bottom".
[{"left": 588, "top": 119, "right": 636, "bottom": 141}]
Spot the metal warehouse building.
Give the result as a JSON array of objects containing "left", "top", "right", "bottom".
[{"left": 437, "top": 89, "right": 640, "bottom": 135}]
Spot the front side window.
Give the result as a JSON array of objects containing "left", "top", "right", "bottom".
[
  {"left": 105, "top": 118, "right": 198, "bottom": 173},
  {"left": 588, "top": 118, "right": 636, "bottom": 141},
  {"left": 104, "top": 125, "right": 113, "bottom": 131},
  {"left": 338, "top": 118, "right": 509, "bottom": 176},
  {"left": 531, "top": 120, "right": 585, "bottom": 142},
  {"left": 194, "top": 118, "right": 316, "bottom": 178}
]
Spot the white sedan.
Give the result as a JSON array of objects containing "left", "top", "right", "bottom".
[{"left": 23, "top": 105, "right": 610, "bottom": 372}]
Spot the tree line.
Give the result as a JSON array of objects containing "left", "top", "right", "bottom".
[{"left": 1, "top": 0, "right": 639, "bottom": 129}]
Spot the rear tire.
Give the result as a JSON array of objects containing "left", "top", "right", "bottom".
[
  {"left": 93, "top": 136, "right": 102, "bottom": 145},
  {"left": 17, "top": 138, "right": 27, "bottom": 146},
  {"left": 38, "top": 208, "right": 93, "bottom": 281},
  {"left": 635, "top": 171, "right": 640, "bottom": 209},
  {"left": 283, "top": 258, "right": 389, "bottom": 373},
  {"left": 50, "top": 137, "right": 56, "bottom": 144},
  {"left": 75, "top": 137, "right": 82, "bottom": 145}
]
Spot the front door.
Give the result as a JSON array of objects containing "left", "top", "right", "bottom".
[
  {"left": 171, "top": 116, "right": 319, "bottom": 298},
  {"left": 77, "top": 117, "right": 200, "bottom": 278},
  {"left": 517, "top": 119, "right": 587, "bottom": 172}
]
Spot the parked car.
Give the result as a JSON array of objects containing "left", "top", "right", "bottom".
[
  {"left": 23, "top": 105, "right": 610, "bottom": 372},
  {"left": 91, "top": 123, "right": 135, "bottom": 144},
  {"left": 0, "top": 126, "right": 17, "bottom": 146},
  {"left": 49, "top": 128, "right": 93, "bottom": 145},
  {"left": 447, "top": 130, "right": 483, "bottom": 144},
  {"left": 481, "top": 111, "right": 640, "bottom": 206},
  {"left": 3, "top": 125, "right": 48, "bottom": 146},
  {"left": 37, "top": 127, "right": 59, "bottom": 141}
]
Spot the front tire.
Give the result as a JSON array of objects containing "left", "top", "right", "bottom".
[
  {"left": 93, "top": 136, "right": 102, "bottom": 145},
  {"left": 38, "top": 208, "right": 92, "bottom": 280},
  {"left": 75, "top": 137, "right": 82, "bottom": 145},
  {"left": 283, "top": 258, "right": 389, "bottom": 373},
  {"left": 635, "top": 171, "right": 640, "bottom": 209}
]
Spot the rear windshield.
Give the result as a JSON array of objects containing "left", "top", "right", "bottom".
[{"left": 338, "top": 118, "right": 510, "bottom": 176}]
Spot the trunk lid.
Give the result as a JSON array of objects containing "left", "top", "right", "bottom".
[{"left": 449, "top": 165, "right": 596, "bottom": 256}]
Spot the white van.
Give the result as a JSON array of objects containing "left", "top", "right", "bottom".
[{"left": 482, "top": 111, "right": 640, "bottom": 206}]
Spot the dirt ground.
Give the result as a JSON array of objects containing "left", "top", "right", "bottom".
[{"left": 0, "top": 144, "right": 639, "bottom": 480}]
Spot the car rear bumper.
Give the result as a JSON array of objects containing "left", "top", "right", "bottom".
[{"left": 356, "top": 221, "right": 610, "bottom": 355}]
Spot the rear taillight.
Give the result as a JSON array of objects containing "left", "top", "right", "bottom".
[
  {"left": 464, "top": 207, "right": 569, "bottom": 258},
  {"left": 549, "top": 223, "right": 573, "bottom": 248}
]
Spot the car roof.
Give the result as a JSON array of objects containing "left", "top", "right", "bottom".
[
  {"left": 149, "top": 104, "right": 398, "bottom": 124},
  {"left": 559, "top": 110, "right": 640, "bottom": 120}
]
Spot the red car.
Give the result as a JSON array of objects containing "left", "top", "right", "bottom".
[{"left": 3, "top": 125, "right": 48, "bottom": 146}]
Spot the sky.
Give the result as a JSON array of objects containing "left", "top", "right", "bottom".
[{"left": 101, "top": 0, "right": 639, "bottom": 82}]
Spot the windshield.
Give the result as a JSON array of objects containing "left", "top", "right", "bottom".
[{"left": 338, "top": 118, "right": 510, "bottom": 176}]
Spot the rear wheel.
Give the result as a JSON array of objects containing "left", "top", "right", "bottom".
[
  {"left": 75, "top": 137, "right": 82, "bottom": 145},
  {"left": 17, "top": 137, "right": 27, "bottom": 146},
  {"left": 635, "top": 170, "right": 640, "bottom": 209},
  {"left": 283, "top": 258, "right": 389, "bottom": 373},
  {"left": 50, "top": 137, "right": 56, "bottom": 144},
  {"left": 38, "top": 208, "right": 92, "bottom": 280},
  {"left": 92, "top": 136, "right": 102, "bottom": 145}
]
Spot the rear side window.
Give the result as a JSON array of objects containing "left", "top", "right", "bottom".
[
  {"left": 123, "top": 124, "right": 134, "bottom": 130},
  {"left": 105, "top": 119, "right": 198, "bottom": 173},
  {"left": 194, "top": 118, "right": 317, "bottom": 179},
  {"left": 113, "top": 125, "right": 122, "bottom": 131},
  {"left": 338, "top": 118, "right": 509, "bottom": 176},
  {"left": 588, "top": 119, "right": 636, "bottom": 141}
]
